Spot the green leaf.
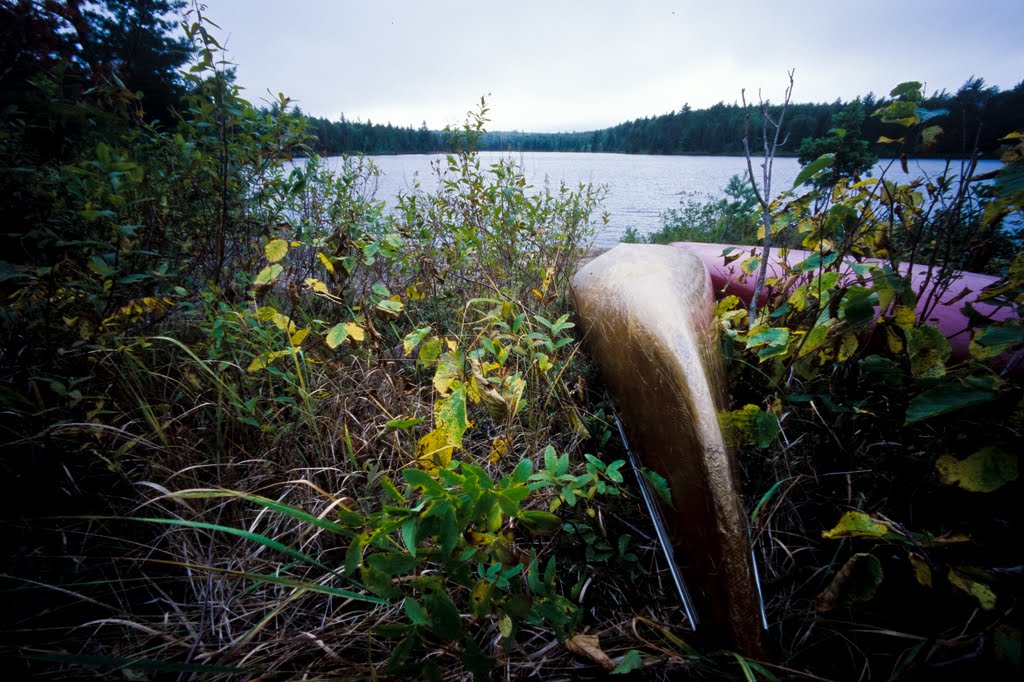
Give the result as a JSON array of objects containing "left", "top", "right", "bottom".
[
  {"left": 905, "top": 381, "right": 997, "bottom": 424},
  {"left": 747, "top": 327, "right": 790, "bottom": 360},
  {"left": 401, "top": 519, "right": 418, "bottom": 556},
  {"left": 512, "top": 458, "right": 533, "bottom": 484},
  {"left": 423, "top": 591, "right": 463, "bottom": 640},
  {"left": 741, "top": 256, "right": 761, "bottom": 275},
  {"left": 264, "top": 239, "right": 289, "bottom": 263},
  {"left": 519, "top": 510, "right": 561, "bottom": 534},
  {"left": 751, "top": 477, "right": 795, "bottom": 523},
  {"left": 386, "top": 416, "right": 425, "bottom": 430},
  {"left": 921, "top": 125, "right": 943, "bottom": 150},
  {"left": 793, "top": 153, "right": 836, "bottom": 188},
  {"left": 403, "top": 467, "right": 445, "bottom": 495},
  {"left": 612, "top": 649, "right": 644, "bottom": 674},
  {"left": 753, "top": 410, "right": 781, "bottom": 449},
  {"left": 995, "top": 160, "right": 1024, "bottom": 195},
  {"left": 402, "top": 327, "right": 431, "bottom": 356},
  {"left": 605, "top": 460, "right": 625, "bottom": 483},
  {"left": 254, "top": 264, "right": 283, "bottom": 285},
  {"left": 404, "top": 597, "right": 429, "bottom": 625},
  {"left": 366, "top": 552, "right": 419, "bottom": 577},
  {"left": 816, "top": 553, "right": 883, "bottom": 612},
  {"left": 822, "top": 511, "right": 889, "bottom": 539},
  {"left": 732, "top": 653, "right": 758, "bottom": 682},
  {"left": 974, "top": 323, "right": 1024, "bottom": 348},
  {"left": 890, "top": 81, "right": 923, "bottom": 100},
  {"left": 543, "top": 445, "right": 557, "bottom": 473},
  {"left": 88, "top": 255, "right": 115, "bottom": 277},
  {"left": 642, "top": 469, "right": 673, "bottom": 507},
  {"left": 935, "top": 447, "right": 1018, "bottom": 493},
  {"left": 839, "top": 286, "right": 878, "bottom": 327},
  {"left": 325, "top": 322, "right": 364, "bottom": 349}
]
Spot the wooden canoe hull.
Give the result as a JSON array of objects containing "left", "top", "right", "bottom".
[{"left": 572, "top": 244, "right": 766, "bottom": 656}]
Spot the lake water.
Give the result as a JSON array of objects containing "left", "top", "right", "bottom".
[{"left": 313, "top": 152, "right": 1003, "bottom": 248}]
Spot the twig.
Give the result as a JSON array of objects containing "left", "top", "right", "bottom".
[{"left": 742, "top": 70, "right": 795, "bottom": 324}]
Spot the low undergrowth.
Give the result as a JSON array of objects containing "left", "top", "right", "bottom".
[
  {"left": 712, "top": 82, "right": 1023, "bottom": 680},
  {"left": 3, "top": 8, "right": 1022, "bottom": 679},
  {"left": 1, "top": 14, "right": 718, "bottom": 679}
]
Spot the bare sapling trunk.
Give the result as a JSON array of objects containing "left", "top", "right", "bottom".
[{"left": 743, "top": 71, "right": 794, "bottom": 324}]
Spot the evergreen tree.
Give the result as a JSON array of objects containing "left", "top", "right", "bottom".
[
  {"left": 796, "top": 100, "right": 877, "bottom": 187},
  {"left": 80, "top": 0, "right": 191, "bottom": 124}
]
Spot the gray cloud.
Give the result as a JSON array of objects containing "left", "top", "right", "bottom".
[{"left": 197, "top": 0, "right": 1024, "bottom": 132}]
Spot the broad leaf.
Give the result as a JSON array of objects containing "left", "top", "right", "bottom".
[
  {"left": 935, "top": 447, "right": 1018, "bottom": 493},
  {"left": 264, "top": 239, "right": 288, "bottom": 263},
  {"left": 822, "top": 511, "right": 889, "bottom": 539},
  {"left": 793, "top": 153, "right": 835, "bottom": 188},
  {"left": 905, "top": 381, "right": 997, "bottom": 424}
]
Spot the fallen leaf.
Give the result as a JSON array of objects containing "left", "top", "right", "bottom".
[{"left": 565, "top": 634, "right": 615, "bottom": 671}]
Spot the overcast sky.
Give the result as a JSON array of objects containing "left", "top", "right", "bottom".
[{"left": 195, "top": 0, "right": 1024, "bottom": 133}]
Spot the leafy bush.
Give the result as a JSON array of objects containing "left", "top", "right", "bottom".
[
  {"left": 719, "top": 81, "right": 1023, "bottom": 679},
  {"left": 622, "top": 173, "right": 758, "bottom": 245}
]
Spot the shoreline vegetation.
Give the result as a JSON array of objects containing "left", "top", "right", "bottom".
[
  {"left": 2, "top": 2, "right": 1022, "bottom": 680},
  {"left": 300, "top": 78, "right": 1024, "bottom": 159}
]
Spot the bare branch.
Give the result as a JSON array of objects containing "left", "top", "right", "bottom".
[{"left": 744, "top": 70, "right": 795, "bottom": 324}]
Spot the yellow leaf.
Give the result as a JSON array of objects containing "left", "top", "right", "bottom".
[
  {"left": 325, "top": 321, "right": 365, "bottom": 349},
  {"left": 935, "top": 447, "right": 1018, "bottom": 493},
  {"left": 433, "top": 353, "right": 462, "bottom": 396},
  {"left": 416, "top": 385, "right": 469, "bottom": 472},
  {"left": 893, "top": 306, "right": 916, "bottom": 330},
  {"left": 885, "top": 327, "right": 905, "bottom": 354},
  {"left": 948, "top": 568, "right": 997, "bottom": 610},
  {"left": 416, "top": 428, "right": 455, "bottom": 473},
  {"left": 716, "top": 295, "right": 741, "bottom": 315},
  {"left": 908, "top": 552, "right": 932, "bottom": 588},
  {"left": 838, "top": 332, "right": 859, "bottom": 361},
  {"left": 405, "top": 282, "right": 425, "bottom": 300},
  {"left": 305, "top": 278, "right": 329, "bottom": 294},
  {"left": 488, "top": 437, "right": 508, "bottom": 463},
  {"left": 822, "top": 511, "right": 890, "bottom": 539},
  {"left": 247, "top": 349, "right": 291, "bottom": 372},
  {"left": 265, "top": 239, "right": 289, "bottom": 263},
  {"left": 271, "top": 312, "right": 295, "bottom": 334},
  {"left": 317, "top": 252, "right": 335, "bottom": 274},
  {"left": 344, "top": 322, "right": 365, "bottom": 342},
  {"left": 290, "top": 327, "right": 309, "bottom": 347}
]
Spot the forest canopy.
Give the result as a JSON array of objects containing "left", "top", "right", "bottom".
[{"left": 302, "top": 78, "right": 1024, "bottom": 158}]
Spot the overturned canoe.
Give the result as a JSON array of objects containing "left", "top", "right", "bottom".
[{"left": 572, "top": 244, "right": 766, "bottom": 656}]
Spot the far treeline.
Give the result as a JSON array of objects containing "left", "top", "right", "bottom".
[{"left": 302, "top": 77, "right": 1024, "bottom": 158}]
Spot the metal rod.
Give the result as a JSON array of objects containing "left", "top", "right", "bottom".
[{"left": 611, "top": 407, "right": 700, "bottom": 631}]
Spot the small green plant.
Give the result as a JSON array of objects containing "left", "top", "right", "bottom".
[{"left": 528, "top": 446, "right": 625, "bottom": 511}]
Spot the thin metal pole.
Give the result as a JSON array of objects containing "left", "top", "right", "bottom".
[{"left": 612, "top": 408, "right": 700, "bottom": 631}]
